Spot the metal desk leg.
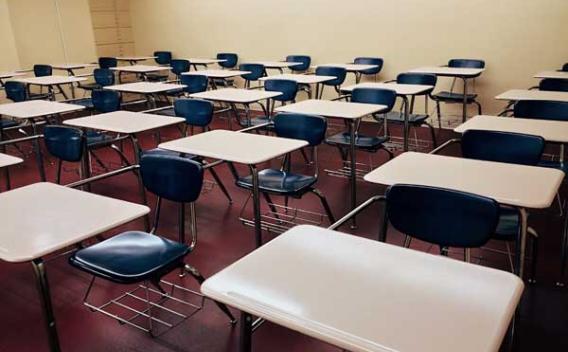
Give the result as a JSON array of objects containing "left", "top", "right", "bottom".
[
  {"left": 0, "top": 129, "right": 10, "bottom": 190},
  {"left": 239, "top": 312, "right": 253, "bottom": 352},
  {"left": 349, "top": 120, "right": 358, "bottom": 229},
  {"left": 314, "top": 83, "right": 319, "bottom": 100},
  {"left": 130, "top": 134, "right": 151, "bottom": 231},
  {"left": 32, "top": 259, "right": 61, "bottom": 352},
  {"left": 249, "top": 165, "right": 262, "bottom": 247},
  {"left": 31, "top": 121, "right": 46, "bottom": 182},
  {"left": 66, "top": 69, "right": 76, "bottom": 99},
  {"left": 515, "top": 208, "right": 529, "bottom": 279},
  {"left": 462, "top": 77, "right": 468, "bottom": 122},
  {"left": 355, "top": 72, "right": 362, "bottom": 84},
  {"left": 402, "top": 95, "right": 410, "bottom": 152}
]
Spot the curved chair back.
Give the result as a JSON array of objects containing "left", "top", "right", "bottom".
[
  {"left": 461, "top": 130, "right": 544, "bottom": 166},
  {"left": 448, "top": 59, "right": 485, "bottom": 68},
  {"left": 239, "top": 63, "right": 265, "bottom": 81},
  {"left": 171, "top": 59, "right": 190, "bottom": 76},
  {"left": 4, "top": 81, "right": 28, "bottom": 102},
  {"left": 154, "top": 51, "right": 172, "bottom": 65},
  {"left": 98, "top": 57, "right": 117, "bottom": 69},
  {"left": 386, "top": 184, "right": 499, "bottom": 248},
  {"left": 92, "top": 90, "right": 121, "bottom": 113},
  {"left": 93, "top": 68, "right": 115, "bottom": 86},
  {"left": 514, "top": 100, "right": 568, "bottom": 121},
  {"left": 34, "top": 65, "right": 52, "bottom": 77},
  {"left": 44, "top": 125, "right": 85, "bottom": 162},
  {"left": 180, "top": 74, "right": 208, "bottom": 94},
  {"left": 351, "top": 88, "right": 397, "bottom": 112},
  {"left": 264, "top": 79, "right": 298, "bottom": 102},
  {"left": 273, "top": 113, "right": 327, "bottom": 146},
  {"left": 286, "top": 55, "right": 311, "bottom": 72},
  {"left": 174, "top": 99, "right": 213, "bottom": 127},
  {"left": 397, "top": 73, "right": 437, "bottom": 95},
  {"left": 315, "top": 66, "right": 347, "bottom": 86},
  {"left": 140, "top": 153, "right": 204, "bottom": 203},
  {"left": 354, "top": 57, "right": 383, "bottom": 75},
  {"left": 562, "top": 63, "right": 568, "bottom": 72},
  {"left": 539, "top": 78, "right": 568, "bottom": 92},
  {"left": 217, "top": 53, "right": 238, "bottom": 69}
]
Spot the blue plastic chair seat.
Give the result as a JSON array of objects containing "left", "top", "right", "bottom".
[
  {"left": 537, "top": 159, "right": 568, "bottom": 174},
  {"left": 384, "top": 111, "right": 429, "bottom": 124},
  {"left": 236, "top": 169, "right": 317, "bottom": 195},
  {"left": 493, "top": 207, "right": 520, "bottom": 241},
  {"left": 326, "top": 132, "right": 389, "bottom": 151},
  {"left": 433, "top": 91, "right": 478, "bottom": 102},
  {"left": 0, "top": 118, "right": 18, "bottom": 128},
  {"left": 69, "top": 231, "right": 190, "bottom": 284},
  {"left": 71, "top": 98, "right": 95, "bottom": 109}
]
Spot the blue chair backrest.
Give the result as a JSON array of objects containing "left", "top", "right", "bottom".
[
  {"left": 514, "top": 100, "right": 568, "bottom": 121},
  {"left": 315, "top": 66, "right": 346, "bottom": 86},
  {"left": 34, "top": 65, "right": 52, "bottom": 77},
  {"left": 386, "top": 184, "right": 499, "bottom": 248},
  {"left": 217, "top": 53, "right": 238, "bottom": 69},
  {"left": 171, "top": 59, "right": 190, "bottom": 76},
  {"left": 4, "top": 81, "right": 28, "bottom": 102},
  {"left": 154, "top": 51, "right": 172, "bottom": 65},
  {"left": 92, "top": 90, "right": 121, "bottom": 113},
  {"left": 93, "top": 68, "right": 115, "bottom": 86},
  {"left": 98, "top": 57, "right": 117, "bottom": 69},
  {"left": 273, "top": 113, "right": 327, "bottom": 146},
  {"left": 140, "top": 153, "right": 204, "bottom": 203},
  {"left": 264, "top": 79, "right": 298, "bottom": 102},
  {"left": 351, "top": 88, "right": 397, "bottom": 111},
  {"left": 461, "top": 129, "right": 544, "bottom": 166},
  {"left": 354, "top": 57, "right": 383, "bottom": 75},
  {"left": 174, "top": 98, "right": 213, "bottom": 127},
  {"left": 180, "top": 74, "right": 208, "bottom": 94},
  {"left": 286, "top": 55, "right": 311, "bottom": 72},
  {"left": 562, "top": 63, "right": 568, "bottom": 72},
  {"left": 397, "top": 73, "right": 437, "bottom": 87},
  {"left": 44, "top": 125, "right": 85, "bottom": 162},
  {"left": 448, "top": 59, "right": 485, "bottom": 68},
  {"left": 239, "top": 63, "right": 265, "bottom": 81},
  {"left": 539, "top": 78, "right": 568, "bottom": 92}
]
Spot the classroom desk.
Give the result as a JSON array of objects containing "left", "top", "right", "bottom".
[
  {"left": 248, "top": 61, "right": 302, "bottom": 74},
  {"left": 182, "top": 70, "right": 251, "bottom": 89},
  {"left": 364, "top": 152, "right": 564, "bottom": 279},
  {"left": 14, "top": 75, "right": 87, "bottom": 100},
  {"left": 190, "top": 88, "right": 282, "bottom": 128},
  {"left": 533, "top": 71, "right": 568, "bottom": 80},
  {"left": 52, "top": 63, "right": 96, "bottom": 76},
  {"left": 0, "top": 182, "right": 149, "bottom": 352},
  {"left": 258, "top": 73, "right": 336, "bottom": 98},
  {"left": 185, "top": 58, "right": 227, "bottom": 70},
  {"left": 104, "top": 82, "right": 185, "bottom": 108},
  {"left": 455, "top": 115, "right": 568, "bottom": 143},
  {"left": 315, "top": 63, "right": 380, "bottom": 83},
  {"left": 158, "top": 130, "right": 307, "bottom": 248},
  {"left": 202, "top": 224, "right": 524, "bottom": 352},
  {"left": 110, "top": 65, "right": 171, "bottom": 81},
  {"left": 409, "top": 66, "right": 485, "bottom": 122},
  {"left": 341, "top": 82, "right": 434, "bottom": 151},
  {"left": 496, "top": 89, "right": 568, "bottom": 103},
  {"left": 276, "top": 99, "right": 386, "bottom": 228},
  {"left": 116, "top": 56, "right": 156, "bottom": 65},
  {"left": 0, "top": 71, "right": 27, "bottom": 87},
  {"left": 0, "top": 152, "right": 23, "bottom": 190},
  {"left": 0, "top": 100, "right": 86, "bottom": 181}
]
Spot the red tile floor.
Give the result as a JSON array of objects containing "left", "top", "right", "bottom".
[{"left": 0, "top": 114, "right": 567, "bottom": 351}]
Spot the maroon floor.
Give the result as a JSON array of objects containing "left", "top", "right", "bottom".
[{"left": 1, "top": 115, "right": 567, "bottom": 352}]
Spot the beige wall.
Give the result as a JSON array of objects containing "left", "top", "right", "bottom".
[
  {"left": 0, "top": 0, "right": 20, "bottom": 70},
  {"left": 130, "top": 0, "right": 568, "bottom": 115}
]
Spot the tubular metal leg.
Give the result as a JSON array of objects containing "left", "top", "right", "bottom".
[
  {"left": 402, "top": 95, "right": 410, "bottom": 151},
  {"left": 461, "top": 77, "right": 468, "bottom": 122},
  {"left": 557, "top": 202, "right": 568, "bottom": 286},
  {"left": 348, "top": 120, "right": 358, "bottom": 229},
  {"left": 311, "top": 188, "right": 336, "bottom": 223},
  {"left": 31, "top": 121, "right": 46, "bottom": 182},
  {"left": 240, "top": 312, "right": 253, "bottom": 352},
  {"left": 130, "top": 135, "right": 150, "bottom": 231},
  {"left": 250, "top": 165, "right": 262, "bottom": 248},
  {"left": 208, "top": 167, "right": 233, "bottom": 204},
  {"left": 32, "top": 259, "right": 61, "bottom": 352},
  {"left": 403, "top": 235, "right": 412, "bottom": 248},
  {"left": 515, "top": 208, "right": 529, "bottom": 279}
]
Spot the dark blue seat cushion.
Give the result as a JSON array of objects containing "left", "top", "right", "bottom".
[
  {"left": 326, "top": 132, "right": 389, "bottom": 151},
  {"left": 493, "top": 207, "right": 520, "bottom": 241},
  {"left": 236, "top": 168, "right": 317, "bottom": 195},
  {"left": 433, "top": 91, "right": 478, "bottom": 102},
  {"left": 384, "top": 111, "right": 429, "bottom": 124},
  {"left": 0, "top": 118, "right": 18, "bottom": 129},
  {"left": 69, "top": 231, "right": 190, "bottom": 284}
]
